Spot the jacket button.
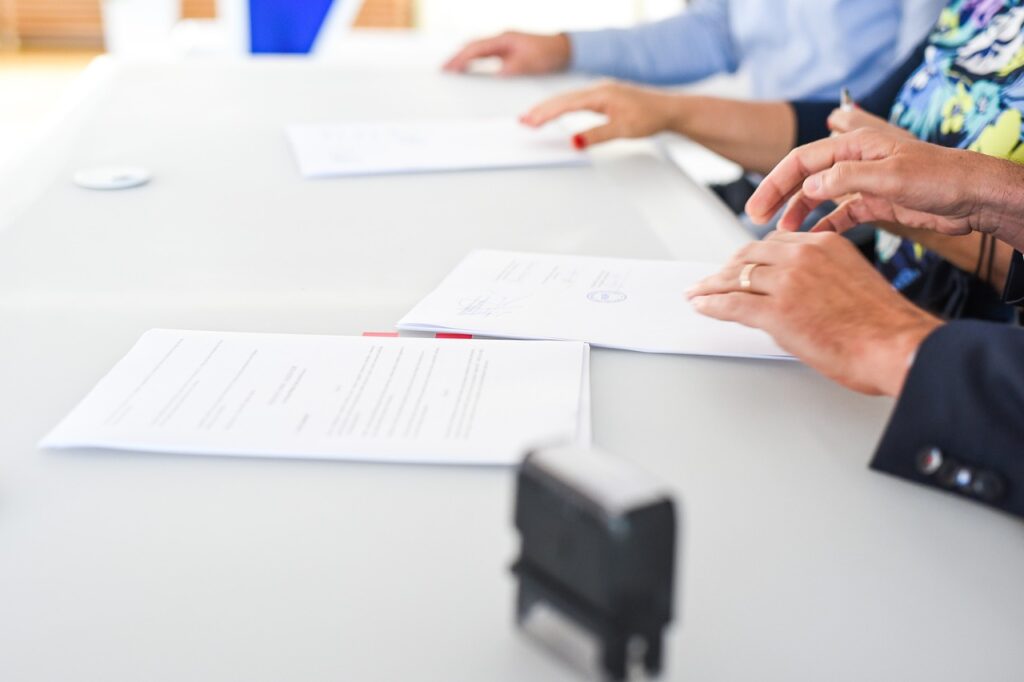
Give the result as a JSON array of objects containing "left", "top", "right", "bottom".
[
  {"left": 916, "top": 447, "right": 944, "bottom": 476},
  {"left": 953, "top": 467, "right": 973, "bottom": 489},
  {"left": 970, "top": 471, "right": 1007, "bottom": 502}
]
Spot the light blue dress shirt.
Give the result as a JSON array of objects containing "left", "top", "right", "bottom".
[{"left": 569, "top": 0, "right": 947, "bottom": 100}]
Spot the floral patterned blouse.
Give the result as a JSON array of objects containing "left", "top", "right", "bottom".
[{"left": 881, "top": 0, "right": 1024, "bottom": 316}]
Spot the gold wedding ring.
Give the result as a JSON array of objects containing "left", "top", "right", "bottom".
[{"left": 739, "top": 262, "right": 759, "bottom": 290}]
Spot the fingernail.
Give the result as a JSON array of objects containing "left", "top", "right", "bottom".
[
  {"left": 572, "top": 134, "right": 587, "bottom": 150},
  {"left": 805, "top": 175, "right": 821, "bottom": 193}
]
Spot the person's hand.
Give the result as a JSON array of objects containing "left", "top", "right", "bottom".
[
  {"left": 686, "top": 231, "right": 942, "bottom": 397},
  {"left": 826, "top": 107, "right": 915, "bottom": 139},
  {"left": 746, "top": 128, "right": 1021, "bottom": 237},
  {"left": 442, "top": 32, "right": 571, "bottom": 76},
  {"left": 822, "top": 110, "right": 916, "bottom": 215},
  {"left": 520, "top": 81, "right": 682, "bottom": 149}
]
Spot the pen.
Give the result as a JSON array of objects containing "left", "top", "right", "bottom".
[
  {"left": 840, "top": 86, "right": 855, "bottom": 112},
  {"left": 831, "top": 87, "right": 856, "bottom": 138}
]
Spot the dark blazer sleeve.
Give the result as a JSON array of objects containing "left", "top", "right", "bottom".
[
  {"left": 1002, "top": 250, "right": 1024, "bottom": 304},
  {"left": 871, "top": 320, "right": 1024, "bottom": 518},
  {"left": 790, "top": 37, "right": 931, "bottom": 146}
]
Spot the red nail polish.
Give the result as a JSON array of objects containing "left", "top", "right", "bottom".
[{"left": 572, "top": 134, "right": 587, "bottom": 150}]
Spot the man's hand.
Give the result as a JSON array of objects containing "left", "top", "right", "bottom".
[
  {"left": 687, "top": 231, "right": 942, "bottom": 397},
  {"left": 520, "top": 81, "right": 682, "bottom": 148},
  {"left": 442, "top": 32, "right": 571, "bottom": 76},
  {"left": 746, "top": 128, "right": 1024, "bottom": 245}
]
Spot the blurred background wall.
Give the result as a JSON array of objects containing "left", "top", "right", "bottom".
[
  {"left": 0, "top": 0, "right": 415, "bottom": 49},
  {"left": 0, "top": 0, "right": 682, "bottom": 51},
  {"left": 0, "top": 0, "right": 683, "bottom": 166}
]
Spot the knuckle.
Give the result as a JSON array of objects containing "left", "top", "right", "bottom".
[
  {"left": 822, "top": 162, "right": 853, "bottom": 194},
  {"left": 693, "top": 295, "right": 717, "bottom": 316},
  {"left": 888, "top": 155, "right": 911, "bottom": 181},
  {"left": 784, "top": 148, "right": 802, "bottom": 168},
  {"left": 814, "top": 231, "right": 845, "bottom": 252},
  {"left": 830, "top": 161, "right": 853, "bottom": 182},
  {"left": 851, "top": 126, "right": 874, "bottom": 141},
  {"left": 775, "top": 292, "right": 799, "bottom": 315},
  {"left": 762, "top": 294, "right": 784, "bottom": 320},
  {"left": 878, "top": 159, "right": 905, "bottom": 194},
  {"left": 790, "top": 149, "right": 814, "bottom": 180},
  {"left": 776, "top": 267, "right": 799, "bottom": 293},
  {"left": 816, "top": 230, "right": 842, "bottom": 246},
  {"left": 845, "top": 199, "right": 870, "bottom": 224},
  {"left": 726, "top": 292, "right": 748, "bottom": 313},
  {"left": 735, "top": 243, "right": 757, "bottom": 262},
  {"left": 792, "top": 242, "right": 820, "bottom": 265}
]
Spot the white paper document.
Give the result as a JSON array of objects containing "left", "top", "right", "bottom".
[
  {"left": 285, "top": 117, "right": 587, "bottom": 178},
  {"left": 41, "top": 329, "right": 591, "bottom": 465},
  {"left": 397, "top": 250, "right": 792, "bottom": 360}
]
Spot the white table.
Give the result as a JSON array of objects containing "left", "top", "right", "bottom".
[{"left": 1, "top": 55, "right": 1023, "bottom": 682}]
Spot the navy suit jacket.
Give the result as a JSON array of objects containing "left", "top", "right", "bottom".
[{"left": 871, "top": 253, "right": 1024, "bottom": 517}]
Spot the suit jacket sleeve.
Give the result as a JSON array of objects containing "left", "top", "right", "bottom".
[{"left": 871, "top": 320, "right": 1024, "bottom": 518}]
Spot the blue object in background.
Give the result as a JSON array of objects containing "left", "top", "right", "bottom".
[{"left": 249, "top": 0, "right": 336, "bottom": 54}]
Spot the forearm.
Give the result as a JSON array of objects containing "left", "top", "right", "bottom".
[
  {"left": 669, "top": 97, "right": 796, "bottom": 175},
  {"left": 978, "top": 157, "right": 1024, "bottom": 250},
  {"left": 877, "top": 224, "right": 1012, "bottom": 291}
]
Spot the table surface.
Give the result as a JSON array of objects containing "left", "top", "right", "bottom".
[{"left": 1, "top": 50, "right": 1023, "bottom": 682}]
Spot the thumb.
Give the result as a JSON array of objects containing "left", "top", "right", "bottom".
[
  {"left": 827, "top": 109, "right": 859, "bottom": 134},
  {"left": 828, "top": 107, "right": 879, "bottom": 131}
]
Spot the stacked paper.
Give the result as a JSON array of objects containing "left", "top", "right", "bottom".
[
  {"left": 42, "top": 329, "right": 590, "bottom": 466},
  {"left": 398, "top": 250, "right": 792, "bottom": 360},
  {"left": 286, "top": 116, "right": 586, "bottom": 178}
]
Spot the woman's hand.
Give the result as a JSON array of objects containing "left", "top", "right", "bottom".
[
  {"left": 520, "top": 81, "right": 684, "bottom": 148},
  {"left": 443, "top": 32, "right": 571, "bottom": 76},
  {"left": 746, "top": 128, "right": 1024, "bottom": 247},
  {"left": 827, "top": 107, "right": 915, "bottom": 138},
  {"left": 686, "top": 231, "right": 942, "bottom": 397}
]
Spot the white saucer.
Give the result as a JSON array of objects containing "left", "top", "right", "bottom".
[{"left": 73, "top": 166, "right": 152, "bottom": 190}]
